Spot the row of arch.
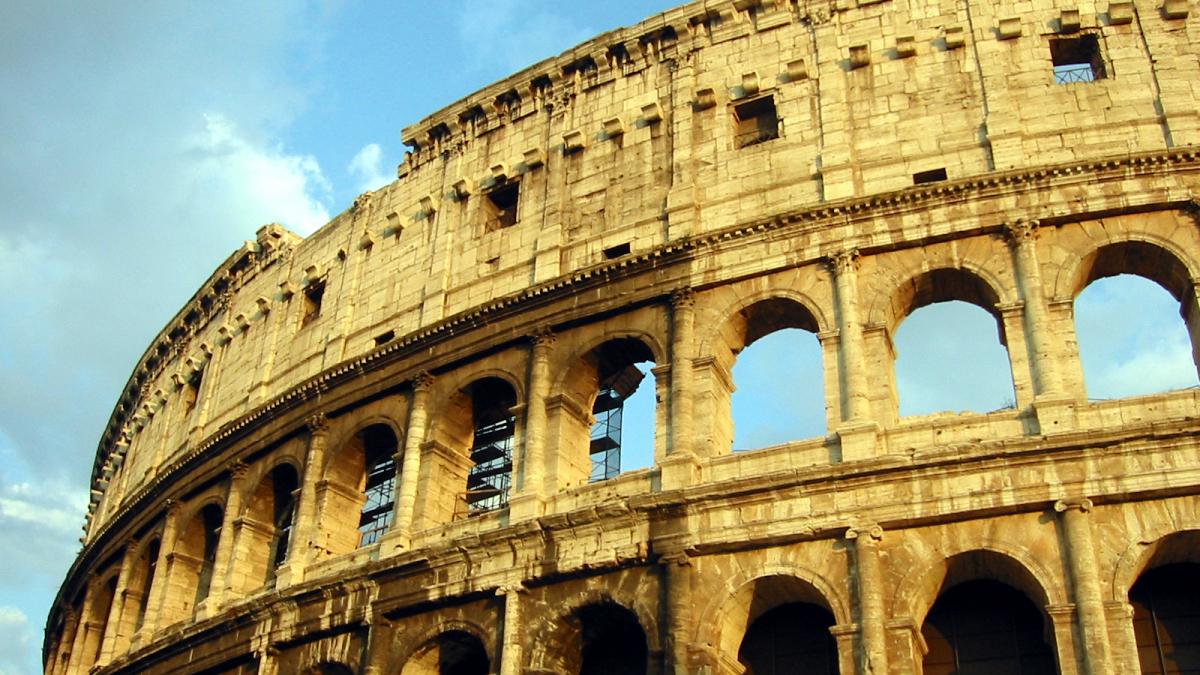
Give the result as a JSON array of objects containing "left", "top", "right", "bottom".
[
  {"left": 302, "top": 531, "right": 1200, "bottom": 674},
  {"left": 57, "top": 226, "right": 1200, "bottom": 672}
]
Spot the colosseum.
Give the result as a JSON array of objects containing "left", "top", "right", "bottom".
[{"left": 45, "top": 0, "right": 1200, "bottom": 673}]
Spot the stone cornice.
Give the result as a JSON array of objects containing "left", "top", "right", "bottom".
[{"left": 83, "top": 146, "right": 1200, "bottom": 543}]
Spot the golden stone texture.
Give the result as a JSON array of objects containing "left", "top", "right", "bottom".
[{"left": 48, "top": 0, "right": 1200, "bottom": 673}]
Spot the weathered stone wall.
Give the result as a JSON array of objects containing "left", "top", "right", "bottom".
[{"left": 49, "top": 0, "right": 1200, "bottom": 673}]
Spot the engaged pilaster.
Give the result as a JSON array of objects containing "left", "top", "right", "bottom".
[
  {"left": 1055, "top": 498, "right": 1112, "bottom": 674},
  {"left": 392, "top": 373, "right": 432, "bottom": 545},
  {"left": 498, "top": 585, "right": 525, "bottom": 675},
  {"left": 1005, "top": 219, "right": 1077, "bottom": 432},
  {"left": 140, "top": 499, "right": 181, "bottom": 638},
  {"left": 828, "top": 251, "right": 879, "bottom": 461},
  {"left": 97, "top": 542, "right": 137, "bottom": 665},
  {"left": 285, "top": 413, "right": 330, "bottom": 584},
  {"left": 847, "top": 524, "right": 889, "bottom": 675},
  {"left": 210, "top": 460, "right": 249, "bottom": 606},
  {"left": 512, "top": 330, "right": 555, "bottom": 521},
  {"left": 662, "top": 289, "right": 700, "bottom": 489}
]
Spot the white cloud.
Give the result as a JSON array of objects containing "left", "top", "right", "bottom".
[
  {"left": 347, "top": 143, "right": 392, "bottom": 194},
  {"left": 0, "top": 606, "right": 35, "bottom": 675},
  {"left": 185, "top": 113, "right": 331, "bottom": 236}
]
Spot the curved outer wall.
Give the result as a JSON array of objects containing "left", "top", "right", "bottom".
[{"left": 48, "top": 0, "right": 1200, "bottom": 673}]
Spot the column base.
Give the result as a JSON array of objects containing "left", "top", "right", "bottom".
[
  {"left": 659, "top": 453, "right": 701, "bottom": 490},
  {"left": 507, "top": 493, "right": 548, "bottom": 523},
  {"left": 835, "top": 421, "right": 880, "bottom": 463},
  {"left": 1033, "top": 394, "right": 1077, "bottom": 435}
]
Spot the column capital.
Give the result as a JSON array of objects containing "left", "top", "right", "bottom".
[
  {"left": 530, "top": 328, "right": 557, "bottom": 349},
  {"left": 228, "top": 459, "right": 250, "bottom": 480},
  {"left": 659, "top": 552, "right": 692, "bottom": 567},
  {"left": 669, "top": 287, "right": 695, "bottom": 310},
  {"left": 1003, "top": 218, "right": 1041, "bottom": 246},
  {"left": 1054, "top": 497, "right": 1093, "bottom": 513},
  {"left": 411, "top": 371, "right": 435, "bottom": 392},
  {"left": 163, "top": 497, "right": 182, "bottom": 516},
  {"left": 306, "top": 412, "right": 330, "bottom": 435},
  {"left": 496, "top": 583, "right": 527, "bottom": 597},
  {"left": 846, "top": 523, "right": 883, "bottom": 542},
  {"left": 826, "top": 248, "right": 860, "bottom": 275}
]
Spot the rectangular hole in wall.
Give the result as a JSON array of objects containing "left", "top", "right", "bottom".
[
  {"left": 603, "top": 243, "right": 631, "bottom": 259},
  {"left": 483, "top": 181, "right": 520, "bottom": 232},
  {"left": 374, "top": 330, "right": 395, "bottom": 347},
  {"left": 732, "top": 95, "right": 779, "bottom": 148},
  {"left": 301, "top": 280, "right": 325, "bottom": 327},
  {"left": 1051, "top": 34, "right": 1105, "bottom": 83},
  {"left": 913, "top": 168, "right": 948, "bottom": 184}
]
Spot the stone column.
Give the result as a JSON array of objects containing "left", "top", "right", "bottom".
[
  {"left": 828, "top": 251, "right": 879, "bottom": 461},
  {"left": 211, "top": 460, "right": 250, "bottom": 605},
  {"left": 828, "top": 251, "right": 870, "bottom": 423},
  {"left": 49, "top": 608, "right": 79, "bottom": 675},
  {"left": 97, "top": 541, "right": 138, "bottom": 665},
  {"left": 669, "top": 288, "right": 696, "bottom": 458},
  {"left": 1105, "top": 601, "right": 1139, "bottom": 675},
  {"left": 1005, "top": 219, "right": 1064, "bottom": 395},
  {"left": 69, "top": 575, "right": 105, "bottom": 674},
  {"left": 830, "top": 624, "right": 860, "bottom": 675},
  {"left": 394, "top": 373, "right": 432, "bottom": 540},
  {"left": 498, "top": 585, "right": 524, "bottom": 675},
  {"left": 847, "top": 524, "right": 888, "bottom": 675},
  {"left": 1006, "top": 220, "right": 1078, "bottom": 433},
  {"left": 663, "top": 553, "right": 693, "bottom": 675},
  {"left": 287, "top": 413, "right": 330, "bottom": 582},
  {"left": 1055, "top": 498, "right": 1112, "bottom": 674},
  {"left": 141, "top": 499, "right": 181, "bottom": 637},
  {"left": 520, "top": 331, "right": 555, "bottom": 500}
]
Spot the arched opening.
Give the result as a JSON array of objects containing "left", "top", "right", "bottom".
[
  {"left": 891, "top": 270, "right": 1015, "bottom": 417},
  {"left": 320, "top": 423, "right": 401, "bottom": 553},
  {"left": 580, "top": 338, "right": 657, "bottom": 482},
  {"left": 305, "top": 662, "right": 355, "bottom": 675},
  {"left": 576, "top": 602, "right": 649, "bottom": 674},
  {"left": 1130, "top": 563, "right": 1200, "bottom": 674},
  {"left": 465, "top": 378, "right": 517, "bottom": 515},
  {"left": 358, "top": 425, "right": 399, "bottom": 545},
  {"left": 722, "top": 297, "right": 825, "bottom": 450},
  {"left": 166, "top": 503, "right": 223, "bottom": 622},
  {"left": 240, "top": 464, "right": 299, "bottom": 589},
  {"left": 132, "top": 537, "right": 160, "bottom": 632},
  {"left": 402, "top": 630, "right": 490, "bottom": 675},
  {"left": 738, "top": 602, "right": 838, "bottom": 675},
  {"left": 921, "top": 580, "right": 1055, "bottom": 675},
  {"left": 1075, "top": 274, "right": 1199, "bottom": 399},
  {"left": 85, "top": 575, "right": 119, "bottom": 667},
  {"left": 717, "top": 574, "right": 842, "bottom": 675}
]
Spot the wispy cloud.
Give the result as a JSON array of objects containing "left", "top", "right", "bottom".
[
  {"left": 455, "top": 0, "right": 595, "bottom": 74},
  {"left": 0, "top": 606, "right": 36, "bottom": 675},
  {"left": 347, "top": 143, "right": 393, "bottom": 194}
]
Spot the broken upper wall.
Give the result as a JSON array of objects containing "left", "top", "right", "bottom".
[{"left": 87, "top": 0, "right": 1196, "bottom": 538}]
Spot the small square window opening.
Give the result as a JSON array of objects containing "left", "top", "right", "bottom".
[
  {"left": 913, "top": 168, "right": 948, "bottom": 184},
  {"left": 301, "top": 281, "right": 325, "bottom": 327},
  {"left": 1051, "top": 34, "right": 1106, "bottom": 84},
  {"left": 603, "top": 243, "right": 631, "bottom": 259},
  {"left": 484, "top": 181, "right": 520, "bottom": 232},
  {"left": 733, "top": 95, "right": 779, "bottom": 148}
]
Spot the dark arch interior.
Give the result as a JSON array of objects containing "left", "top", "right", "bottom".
[
  {"left": 1077, "top": 241, "right": 1192, "bottom": 302},
  {"left": 436, "top": 630, "right": 489, "bottom": 675},
  {"left": 358, "top": 424, "right": 399, "bottom": 545},
  {"left": 1129, "top": 562, "right": 1200, "bottom": 674},
  {"left": 195, "top": 504, "right": 224, "bottom": 605},
  {"left": 738, "top": 602, "right": 838, "bottom": 675},
  {"left": 577, "top": 602, "right": 649, "bottom": 675},
  {"left": 738, "top": 297, "right": 819, "bottom": 350},
  {"left": 466, "top": 377, "right": 517, "bottom": 514},
  {"left": 921, "top": 579, "right": 1055, "bottom": 675},
  {"left": 268, "top": 465, "right": 299, "bottom": 576}
]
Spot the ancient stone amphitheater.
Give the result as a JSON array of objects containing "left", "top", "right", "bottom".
[{"left": 46, "top": 0, "right": 1200, "bottom": 673}]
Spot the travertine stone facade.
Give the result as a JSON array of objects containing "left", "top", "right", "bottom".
[{"left": 48, "top": 0, "right": 1200, "bottom": 673}]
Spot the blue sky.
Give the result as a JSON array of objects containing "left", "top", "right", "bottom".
[{"left": 0, "top": 2, "right": 1194, "bottom": 674}]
